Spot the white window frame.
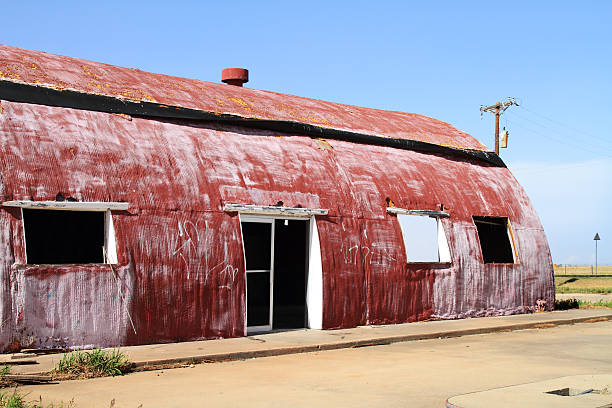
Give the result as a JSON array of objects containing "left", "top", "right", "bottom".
[
  {"left": 388, "top": 207, "right": 452, "bottom": 264},
  {"left": 3, "top": 201, "right": 125, "bottom": 265}
]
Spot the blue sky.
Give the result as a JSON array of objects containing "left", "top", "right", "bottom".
[{"left": 3, "top": 1, "right": 611, "bottom": 264}]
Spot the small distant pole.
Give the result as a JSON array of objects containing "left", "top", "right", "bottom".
[
  {"left": 480, "top": 98, "right": 519, "bottom": 154},
  {"left": 594, "top": 233, "right": 600, "bottom": 275}
]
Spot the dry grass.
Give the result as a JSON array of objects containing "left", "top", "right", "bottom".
[
  {"left": 554, "top": 265, "right": 612, "bottom": 275},
  {"left": 0, "top": 366, "right": 19, "bottom": 389},
  {"left": 52, "top": 349, "right": 131, "bottom": 381},
  {"left": 555, "top": 276, "right": 612, "bottom": 294}
]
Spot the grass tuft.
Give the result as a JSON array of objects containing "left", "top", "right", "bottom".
[
  {"left": 0, "top": 366, "right": 9, "bottom": 377},
  {"left": 578, "top": 299, "right": 612, "bottom": 308},
  {"left": 0, "top": 366, "right": 15, "bottom": 389},
  {"left": 54, "top": 348, "right": 130, "bottom": 378},
  {"left": 0, "top": 390, "right": 75, "bottom": 408},
  {"left": 0, "top": 389, "right": 29, "bottom": 408}
]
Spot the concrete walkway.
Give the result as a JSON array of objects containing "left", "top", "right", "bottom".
[
  {"left": 446, "top": 374, "right": 612, "bottom": 408},
  {"left": 2, "top": 309, "right": 611, "bottom": 376}
]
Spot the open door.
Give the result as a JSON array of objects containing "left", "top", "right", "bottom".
[
  {"left": 241, "top": 218, "right": 274, "bottom": 332},
  {"left": 241, "top": 217, "right": 310, "bottom": 333}
]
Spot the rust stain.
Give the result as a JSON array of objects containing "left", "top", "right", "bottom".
[
  {"left": 0, "top": 46, "right": 554, "bottom": 352},
  {"left": 0, "top": 45, "right": 488, "bottom": 151},
  {"left": 313, "top": 138, "right": 333, "bottom": 151}
]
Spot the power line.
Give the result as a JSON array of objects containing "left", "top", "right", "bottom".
[
  {"left": 518, "top": 105, "right": 612, "bottom": 147},
  {"left": 503, "top": 114, "right": 612, "bottom": 158},
  {"left": 510, "top": 160, "right": 609, "bottom": 176},
  {"left": 507, "top": 110, "right": 612, "bottom": 151}
]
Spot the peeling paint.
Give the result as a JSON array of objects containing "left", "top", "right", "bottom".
[
  {"left": 0, "top": 47, "right": 554, "bottom": 351},
  {"left": 0, "top": 45, "right": 485, "bottom": 150}
]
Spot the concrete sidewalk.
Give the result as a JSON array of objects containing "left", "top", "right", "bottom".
[
  {"left": 3, "top": 309, "right": 611, "bottom": 375},
  {"left": 446, "top": 374, "right": 612, "bottom": 408}
]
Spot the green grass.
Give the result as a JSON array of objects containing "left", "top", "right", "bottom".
[
  {"left": 0, "top": 390, "right": 31, "bottom": 408},
  {"left": 55, "top": 349, "right": 130, "bottom": 378},
  {"left": 0, "top": 366, "right": 9, "bottom": 377},
  {"left": 556, "top": 286, "right": 612, "bottom": 294},
  {"left": 578, "top": 299, "right": 612, "bottom": 308},
  {"left": 0, "top": 390, "right": 74, "bottom": 408}
]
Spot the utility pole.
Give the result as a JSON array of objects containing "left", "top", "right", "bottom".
[
  {"left": 480, "top": 98, "right": 518, "bottom": 154},
  {"left": 594, "top": 233, "right": 600, "bottom": 275}
]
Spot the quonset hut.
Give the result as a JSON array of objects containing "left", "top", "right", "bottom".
[{"left": 0, "top": 45, "right": 554, "bottom": 351}]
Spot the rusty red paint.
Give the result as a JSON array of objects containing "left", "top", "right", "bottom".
[
  {"left": 221, "top": 68, "right": 249, "bottom": 87},
  {"left": 0, "top": 45, "right": 486, "bottom": 151},
  {"left": 0, "top": 46, "right": 554, "bottom": 351}
]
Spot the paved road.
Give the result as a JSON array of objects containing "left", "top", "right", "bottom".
[{"left": 16, "top": 321, "right": 612, "bottom": 408}]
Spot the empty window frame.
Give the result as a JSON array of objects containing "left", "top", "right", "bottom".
[
  {"left": 23, "top": 209, "right": 118, "bottom": 264},
  {"left": 397, "top": 214, "right": 451, "bottom": 263},
  {"left": 472, "top": 216, "right": 517, "bottom": 264}
]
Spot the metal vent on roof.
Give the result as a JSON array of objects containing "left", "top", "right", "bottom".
[{"left": 222, "top": 68, "right": 249, "bottom": 87}]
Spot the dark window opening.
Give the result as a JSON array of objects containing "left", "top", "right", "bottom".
[
  {"left": 473, "top": 216, "right": 515, "bottom": 264},
  {"left": 273, "top": 219, "right": 308, "bottom": 329},
  {"left": 242, "top": 222, "right": 273, "bottom": 327},
  {"left": 23, "top": 209, "right": 105, "bottom": 264},
  {"left": 242, "top": 222, "right": 272, "bottom": 271},
  {"left": 246, "top": 272, "right": 271, "bottom": 327}
]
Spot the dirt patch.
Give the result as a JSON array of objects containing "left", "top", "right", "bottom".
[
  {"left": 532, "top": 323, "right": 558, "bottom": 329},
  {"left": 0, "top": 378, "right": 18, "bottom": 389},
  {"left": 581, "top": 317, "right": 611, "bottom": 323}
]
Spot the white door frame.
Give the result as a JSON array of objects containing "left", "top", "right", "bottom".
[
  {"left": 240, "top": 214, "right": 322, "bottom": 334},
  {"left": 241, "top": 216, "right": 275, "bottom": 333}
]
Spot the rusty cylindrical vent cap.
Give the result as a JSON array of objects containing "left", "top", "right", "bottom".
[{"left": 222, "top": 68, "right": 249, "bottom": 87}]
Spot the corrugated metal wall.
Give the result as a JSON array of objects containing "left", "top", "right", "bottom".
[{"left": 0, "top": 100, "right": 554, "bottom": 350}]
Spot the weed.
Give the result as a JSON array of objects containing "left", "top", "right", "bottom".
[
  {"left": 578, "top": 299, "right": 612, "bottom": 308},
  {"left": 0, "top": 390, "right": 40, "bottom": 408},
  {"left": 55, "top": 348, "right": 130, "bottom": 378},
  {"left": 554, "top": 298, "right": 579, "bottom": 310},
  {"left": 0, "top": 390, "right": 75, "bottom": 408},
  {"left": 0, "top": 389, "right": 29, "bottom": 408},
  {"left": 0, "top": 366, "right": 9, "bottom": 377}
]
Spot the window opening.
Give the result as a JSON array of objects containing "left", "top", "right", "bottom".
[
  {"left": 397, "top": 214, "right": 451, "bottom": 263},
  {"left": 472, "top": 216, "right": 516, "bottom": 264},
  {"left": 23, "top": 209, "right": 108, "bottom": 264}
]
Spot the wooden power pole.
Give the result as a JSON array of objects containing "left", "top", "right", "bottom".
[{"left": 480, "top": 98, "right": 518, "bottom": 154}]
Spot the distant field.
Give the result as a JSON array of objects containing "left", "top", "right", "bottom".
[
  {"left": 555, "top": 276, "right": 612, "bottom": 294},
  {"left": 554, "top": 265, "right": 612, "bottom": 275}
]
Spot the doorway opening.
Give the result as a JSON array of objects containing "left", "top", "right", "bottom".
[{"left": 241, "top": 217, "right": 310, "bottom": 333}]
